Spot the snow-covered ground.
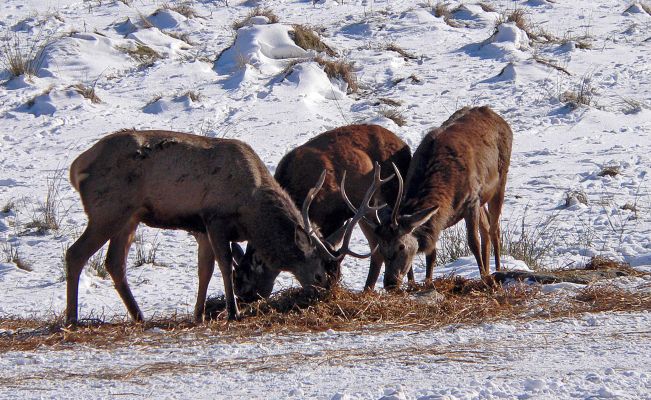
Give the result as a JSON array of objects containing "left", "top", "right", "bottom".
[{"left": 0, "top": 0, "right": 650, "bottom": 398}]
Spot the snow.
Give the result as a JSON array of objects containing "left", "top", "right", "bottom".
[{"left": 0, "top": 0, "right": 650, "bottom": 398}]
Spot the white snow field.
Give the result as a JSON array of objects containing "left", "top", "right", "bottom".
[{"left": 0, "top": 0, "right": 650, "bottom": 398}]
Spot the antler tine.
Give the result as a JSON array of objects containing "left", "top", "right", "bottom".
[
  {"left": 390, "top": 162, "right": 404, "bottom": 228},
  {"left": 302, "top": 169, "right": 327, "bottom": 236},
  {"left": 338, "top": 162, "right": 394, "bottom": 259}
]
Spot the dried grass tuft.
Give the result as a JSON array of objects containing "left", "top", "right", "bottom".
[
  {"left": 385, "top": 42, "right": 417, "bottom": 59},
  {"left": 2, "top": 273, "right": 650, "bottom": 353},
  {"left": 314, "top": 56, "right": 358, "bottom": 93},
  {"left": 378, "top": 107, "right": 406, "bottom": 127},
  {"left": 290, "top": 24, "right": 336, "bottom": 56},
  {"left": 232, "top": 7, "right": 279, "bottom": 30}
]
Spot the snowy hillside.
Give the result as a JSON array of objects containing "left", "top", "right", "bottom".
[{"left": 0, "top": 0, "right": 650, "bottom": 398}]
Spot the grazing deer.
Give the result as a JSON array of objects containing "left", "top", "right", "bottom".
[
  {"left": 353, "top": 106, "right": 512, "bottom": 288},
  {"left": 233, "top": 125, "right": 411, "bottom": 301},
  {"left": 65, "top": 129, "right": 366, "bottom": 325}
]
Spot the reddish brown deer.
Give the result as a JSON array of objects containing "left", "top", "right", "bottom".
[
  {"left": 65, "top": 129, "right": 367, "bottom": 325},
  {"left": 354, "top": 106, "right": 512, "bottom": 288},
  {"left": 233, "top": 124, "right": 411, "bottom": 301}
]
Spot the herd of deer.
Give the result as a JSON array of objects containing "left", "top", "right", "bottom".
[{"left": 64, "top": 105, "right": 513, "bottom": 325}]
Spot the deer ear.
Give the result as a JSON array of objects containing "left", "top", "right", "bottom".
[
  {"left": 231, "top": 242, "right": 245, "bottom": 266},
  {"left": 399, "top": 206, "right": 439, "bottom": 234}
]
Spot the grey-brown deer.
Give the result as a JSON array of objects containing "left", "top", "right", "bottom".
[
  {"left": 233, "top": 124, "right": 411, "bottom": 302},
  {"left": 354, "top": 106, "right": 513, "bottom": 288},
  {"left": 65, "top": 129, "right": 366, "bottom": 325}
]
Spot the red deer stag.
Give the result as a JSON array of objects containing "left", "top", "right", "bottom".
[
  {"left": 233, "top": 125, "right": 411, "bottom": 301},
  {"left": 354, "top": 106, "right": 512, "bottom": 288},
  {"left": 65, "top": 129, "right": 367, "bottom": 325}
]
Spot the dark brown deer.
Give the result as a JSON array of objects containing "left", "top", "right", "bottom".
[
  {"left": 65, "top": 129, "right": 367, "bottom": 325},
  {"left": 354, "top": 107, "right": 512, "bottom": 288},
  {"left": 233, "top": 124, "right": 411, "bottom": 301}
]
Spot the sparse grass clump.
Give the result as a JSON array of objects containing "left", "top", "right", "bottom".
[
  {"left": 2, "top": 200, "right": 15, "bottom": 214},
  {"left": 2, "top": 242, "right": 32, "bottom": 272},
  {"left": 117, "top": 43, "right": 161, "bottom": 68},
  {"left": 385, "top": 42, "right": 417, "bottom": 60},
  {"left": 476, "top": 2, "right": 496, "bottom": 13},
  {"left": 314, "top": 56, "right": 358, "bottom": 93},
  {"left": 432, "top": 2, "right": 462, "bottom": 27},
  {"left": 376, "top": 98, "right": 403, "bottom": 107},
  {"left": 435, "top": 224, "right": 471, "bottom": 265},
  {"left": 161, "top": 2, "right": 199, "bottom": 19},
  {"left": 133, "top": 231, "right": 160, "bottom": 267},
  {"left": 290, "top": 24, "right": 336, "bottom": 56},
  {"left": 0, "top": 31, "right": 49, "bottom": 79},
  {"left": 180, "top": 90, "right": 201, "bottom": 102},
  {"left": 378, "top": 106, "right": 406, "bottom": 127},
  {"left": 232, "top": 7, "right": 279, "bottom": 30},
  {"left": 494, "top": 9, "right": 531, "bottom": 35},
  {"left": 89, "top": 249, "right": 108, "bottom": 279},
  {"left": 559, "top": 75, "right": 595, "bottom": 109},
  {"left": 500, "top": 211, "right": 559, "bottom": 269},
  {"left": 72, "top": 83, "right": 101, "bottom": 104},
  {"left": 24, "top": 169, "right": 65, "bottom": 235},
  {"left": 598, "top": 165, "right": 621, "bottom": 177}
]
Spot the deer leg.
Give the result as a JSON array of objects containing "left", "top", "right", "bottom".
[
  {"left": 65, "top": 221, "right": 114, "bottom": 325},
  {"left": 464, "top": 203, "right": 487, "bottom": 278},
  {"left": 425, "top": 250, "right": 436, "bottom": 283},
  {"left": 105, "top": 218, "right": 143, "bottom": 322},
  {"left": 488, "top": 186, "right": 506, "bottom": 272},
  {"left": 360, "top": 221, "right": 383, "bottom": 291},
  {"left": 194, "top": 233, "right": 215, "bottom": 323},
  {"left": 479, "top": 206, "right": 491, "bottom": 275},
  {"left": 205, "top": 223, "right": 239, "bottom": 321}
]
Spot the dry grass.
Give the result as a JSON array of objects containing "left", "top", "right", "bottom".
[
  {"left": 23, "top": 168, "right": 65, "bottom": 235},
  {"left": 132, "top": 231, "right": 160, "bottom": 267},
  {"left": 476, "top": 2, "right": 496, "bottom": 13},
  {"left": 314, "top": 56, "right": 358, "bottom": 93},
  {"left": 532, "top": 55, "right": 571, "bottom": 76},
  {"left": 180, "top": 90, "right": 201, "bottom": 102},
  {"left": 598, "top": 165, "right": 621, "bottom": 177},
  {"left": 1, "top": 242, "right": 32, "bottom": 272},
  {"left": 161, "top": 2, "right": 199, "bottom": 19},
  {"left": 2, "top": 271, "right": 650, "bottom": 353},
  {"left": 0, "top": 31, "right": 50, "bottom": 79},
  {"left": 290, "top": 24, "right": 336, "bottom": 56},
  {"left": 494, "top": 9, "right": 531, "bottom": 35},
  {"left": 378, "top": 107, "right": 406, "bottom": 126},
  {"left": 232, "top": 7, "right": 279, "bottom": 30},
  {"left": 559, "top": 74, "right": 595, "bottom": 109},
  {"left": 72, "top": 83, "right": 101, "bottom": 104},
  {"left": 117, "top": 43, "right": 161, "bottom": 69},
  {"left": 386, "top": 42, "right": 417, "bottom": 59},
  {"left": 376, "top": 97, "right": 403, "bottom": 107},
  {"left": 432, "top": 2, "right": 462, "bottom": 27}
]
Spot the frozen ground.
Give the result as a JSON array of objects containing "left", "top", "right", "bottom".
[{"left": 0, "top": 0, "right": 650, "bottom": 398}]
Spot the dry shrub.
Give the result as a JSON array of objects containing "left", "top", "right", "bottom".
[
  {"left": 24, "top": 168, "right": 65, "bottom": 235},
  {"left": 500, "top": 211, "right": 559, "bottom": 269},
  {"left": 290, "top": 24, "right": 336, "bottom": 56},
  {"left": 232, "top": 7, "right": 279, "bottom": 30},
  {"left": 379, "top": 107, "right": 406, "bottom": 127},
  {"left": 314, "top": 56, "right": 358, "bottom": 93},
  {"left": 436, "top": 224, "right": 471, "bottom": 265},
  {"left": 495, "top": 9, "right": 531, "bottom": 35}
]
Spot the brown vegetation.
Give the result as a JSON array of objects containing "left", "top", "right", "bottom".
[
  {"left": 2, "top": 259, "right": 649, "bottom": 353},
  {"left": 232, "top": 7, "right": 279, "bottom": 30},
  {"left": 290, "top": 24, "right": 336, "bottom": 56}
]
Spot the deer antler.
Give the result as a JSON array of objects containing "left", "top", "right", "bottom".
[
  {"left": 390, "top": 162, "right": 403, "bottom": 229},
  {"left": 338, "top": 162, "right": 394, "bottom": 258},
  {"left": 301, "top": 170, "right": 340, "bottom": 260}
]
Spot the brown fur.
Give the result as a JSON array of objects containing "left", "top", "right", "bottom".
[
  {"left": 235, "top": 124, "right": 411, "bottom": 300},
  {"left": 66, "top": 130, "right": 335, "bottom": 324},
  {"left": 376, "top": 107, "right": 513, "bottom": 286}
]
